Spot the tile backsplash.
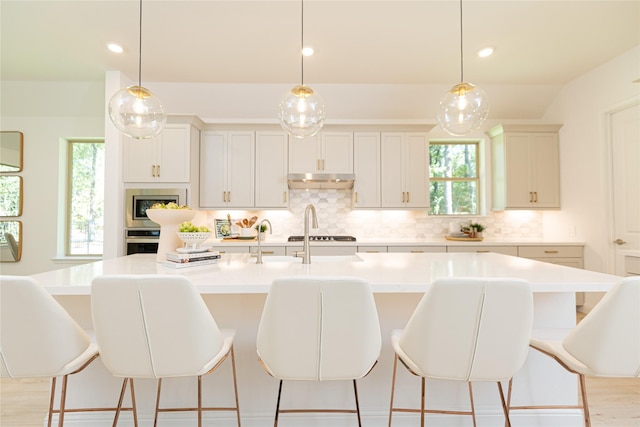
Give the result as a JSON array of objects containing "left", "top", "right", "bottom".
[{"left": 203, "top": 189, "right": 543, "bottom": 239}]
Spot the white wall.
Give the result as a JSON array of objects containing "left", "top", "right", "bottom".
[{"left": 2, "top": 45, "right": 638, "bottom": 277}]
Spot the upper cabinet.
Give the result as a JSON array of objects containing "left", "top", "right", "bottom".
[
  {"left": 255, "top": 131, "right": 289, "bottom": 208},
  {"left": 289, "top": 132, "right": 353, "bottom": 174},
  {"left": 353, "top": 132, "right": 381, "bottom": 208},
  {"left": 200, "top": 131, "right": 255, "bottom": 208},
  {"left": 123, "top": 124, "right": 197, "bottom": 183},
  {"left": 381, "top": 132, "right": 429, "bottom": 208},
  {"left": 488, "top": 124, "right": 562, "bottom": 210}
]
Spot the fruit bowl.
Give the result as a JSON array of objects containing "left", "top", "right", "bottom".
[{"left": 177, "top": 232, "right": 212, "bottom": 249}]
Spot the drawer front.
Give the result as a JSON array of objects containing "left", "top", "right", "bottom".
[
  {"left": 447, "top": 246, "right": 518, "bottom": 256},
  {"left": 357, "top": 246, "right": 388, "bottom": 253},
  {"left": 626, "top": 256, "right": 640, "bottom": 275},
  {"left": 285, "top": 246, "right": 356, "bottom": 256},
  {"left": 387, "top": 246, "right": 446, "bottom": 253},
  {"left": 208, "top": 245, "right": 249, "bottom": 254},
  {"left": 518, "top": 245, "right": 583, "bottom": 258},
  {"left": 528, "top": 257, "right": 584, "bottom": 269}
]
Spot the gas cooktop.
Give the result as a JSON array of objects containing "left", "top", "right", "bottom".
[{"left": 288, "top": 235, "right": 357, "bottom": 242}]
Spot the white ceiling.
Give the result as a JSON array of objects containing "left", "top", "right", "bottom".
[{"left": 1, "top": 1, "right": 639, "bottom": 121}]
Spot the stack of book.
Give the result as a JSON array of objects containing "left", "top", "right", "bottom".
[{"left": 162, "top": 250, "right": 221, "bottom": 269}]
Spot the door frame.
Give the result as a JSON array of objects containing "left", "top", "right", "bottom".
[{"left": 604, "top": 96, "right": 640, "bottom": 275}]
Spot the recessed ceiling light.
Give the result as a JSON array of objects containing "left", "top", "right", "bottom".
[
  {"left": 301, "top": 47, "right": 314, "bottom": 57},
  {"left": 477, "top": 47, "right": 494, "bottom": 58},
  {"left": 107, "top": 43, "right": 124, "bottom": 54}
]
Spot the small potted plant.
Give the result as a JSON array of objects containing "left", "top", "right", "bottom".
[
  {"left": 255, "top": 223, "right": 268, "bottom": 240},
  {"left": 469, "top": 223, "right": 486, "bottom": 238}
]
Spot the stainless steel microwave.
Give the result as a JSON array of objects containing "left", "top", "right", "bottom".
[{"left": 125, "top": 188, "right": 188, "bottom": 229}]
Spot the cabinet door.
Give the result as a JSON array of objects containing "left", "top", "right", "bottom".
[
  {"left": 200, "top": 132, "right": 227, "bottom": 207},
  {"left": 404, "top": 133, "right": 429, "bottom": 208},
  {"left": 530, "top": 133, "right": 560, "bottom": 208},
  {"left": 289, "top": 135, "right": 320, "bottom": 173},
  {"left": 226, "top": 132, "right": 255, "bottom": 208},
  {"left": 353, "top": 132, "right": 380, "bottom": 208},
  {"left": 321, "top": 132, "right": 353, "bottom": 173},
  {"left": 156, "top": 126, "right": 190, "bottom": 182},
  {"left": 256, "top": 131, "right": 288, "bottom": 208},
  {"left": 504, "top": 133, "right": 533, "bottom": 208},
  {"left": 381, "top": 133, "right": 405, "bottom": 207},
  {"left": 122, "top": 135, "right": 157, "bottom": 182}
]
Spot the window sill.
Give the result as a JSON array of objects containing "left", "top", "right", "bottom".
[{"left": 52, "top": 256, "right": 102, "bottom": 265}]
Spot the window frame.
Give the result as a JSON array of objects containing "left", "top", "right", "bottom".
[{"left": 428, "top": 139, "right": 481, "bottom": 216}]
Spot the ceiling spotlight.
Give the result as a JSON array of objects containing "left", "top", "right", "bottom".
[
  {"left": 302, "top": 47, "right": 314, "bottom": 56},
  {"left": 477, "top": 47, "right": 494, "bottom": 58},
  {"left": 107, "top": 43, "right": 124, "bottom": 54}
]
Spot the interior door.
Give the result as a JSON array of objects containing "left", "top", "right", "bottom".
[{"left": 611, "top": 101, "right": 640, "bottom": 275}]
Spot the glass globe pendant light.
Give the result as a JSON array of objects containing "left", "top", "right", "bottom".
[
  {"left": 108, "top": 0, "right": 166, "bottom": 140},
  {"left": 278, "top": 0, "right": 326, "bottom": 138},
  {"left": 437, "top": 0, "right": 489, "bottom": 136}
]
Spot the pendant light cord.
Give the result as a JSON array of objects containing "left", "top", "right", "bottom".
[
  {"left": 300, "top": 0, "right": 305, "bottom": 86},
  {"left": 459, "top": 0, "right": 464, "bottom": 83},
  {"left": 138, "top": 0, "right": 143, "bottom": 87}
]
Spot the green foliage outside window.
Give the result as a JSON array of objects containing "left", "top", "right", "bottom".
[
  {"left": 67, "top": 140, "right": 104, "bottom": 255},
  {"left": 429, "top": 142, "right": 479, "bottom": 215}
]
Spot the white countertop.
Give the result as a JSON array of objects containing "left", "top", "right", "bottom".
[{"left": 32, "top": 252, "right": 619, "bottom": 296}]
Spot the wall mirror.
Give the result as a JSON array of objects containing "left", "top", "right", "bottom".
[
  {"left": 0, "top": 221, "right": 22, "bottom": 262},
  {"left": 0, "top": 176, "right": 22, "bottom": 216},
  {"left": 0, "top": 131, "right": 24, "bottom": 172}
]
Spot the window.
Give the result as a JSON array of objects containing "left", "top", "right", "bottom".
[
  {"left": 66, "top": 140, "right": 105, "bottom": 255},
  {"left": 429, "top": 141, "right": 479, "bottom": 215}
]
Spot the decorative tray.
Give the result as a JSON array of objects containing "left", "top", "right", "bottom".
[{"left": 445, "top": 235, "right": 484, "bottom": 242}]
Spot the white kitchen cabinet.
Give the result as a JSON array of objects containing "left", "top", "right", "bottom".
[
  {"left": 255, "top": 131, "right": 288, "bottom": 208},
  {"left": 518, "top": 245, "right": 585, "bottom": 304},
  {"left": 123, "top": 124, "right": 195, "bottom": 183},
  {"left": 387, "top": 246, "right": 446, "bottom": 253},
  {"left": 381, "top": 132, "right": 429, "bottom": 208},
  {"left": 200, "top": 131, "right": 254, "bottom": 208},
  {"left": 289, "top": 132, "right": 353, "bottom": 174},
  {"left": 488, "top": 124, "right": 562, "bottom": 210},
  {"left": 353, "top": 132, "right": 381, "bottom": 208},
  {"left": 446, "top": 245, "right": 518, "bottom": 256}
]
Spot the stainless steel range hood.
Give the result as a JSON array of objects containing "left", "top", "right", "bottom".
[{"left": 287, "top": 173, "right": 355, "bottom": 189}]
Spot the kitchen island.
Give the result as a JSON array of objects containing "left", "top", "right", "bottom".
[{"left": 31, "top": 252, "right": 621, "bottom": 427}]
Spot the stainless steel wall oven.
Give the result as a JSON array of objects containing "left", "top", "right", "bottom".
[{"left": 124, "top": 188, "right": 187, "bottom": 254}]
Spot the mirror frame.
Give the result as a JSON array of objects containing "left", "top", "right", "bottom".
[
  {"left": 0, "top": 220, "right": 22, "bottom": 262},
  {"left": 0, "top": 131, "right": 24, "bottom": 173},
  {"left": 0, "top": 175, "right": 23, "bottom": 217}
]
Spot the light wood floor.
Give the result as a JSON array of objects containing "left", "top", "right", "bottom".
[{"left": 2, "top": 373, "right": 639, "bottom": 426}]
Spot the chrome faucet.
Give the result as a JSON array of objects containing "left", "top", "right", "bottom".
[
  {"left": 255, "top": 219, "right": 273, "bottom": 265},
  {"left": 300, "top": 204, "right": 318, "bottom": 264}
]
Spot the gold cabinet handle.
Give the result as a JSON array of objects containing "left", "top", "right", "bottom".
[
  {"left": 283, "top": 192, "right": 287, "bottom": 203},
  {"left": 544, "top": 250, "right": 559, "bottom": 254},
  {"left": 406, "top": 192, "right": 410, "bottom": 203},
  {"left": 262, "top": 251, "right": 275, "bottom": 255},
  {"left": 402, "top": 192, "right": 405, "bottom": 203},
  {"left": 366, "top": 250, "right": 379, "bottom": 253},
  {"left": 322, "top": 159, "right": 325, "bottom": 170},
  {"left": 534, "top": 191, "right": 538, "bottom": 202},
  {"left": 410, "top": 250, "right": 424, "bottom": 253},
  {"left": 476, "top": 250, "right": 490, "bottom": 253},
  {"left": 156, "top": 164, "right": 160, "bottom": 177},
  {"left": 614, "top": 239, "right": 627, "bottom": 245},
  {"left": 355, "top": 191, "right": 358, "bottom": 203},
  {"left": 223, "top": 191, "right": 227, "bottom": 203},
  {"left": 317, "top": 159, "right": 321, "bottom": 171},
  {"left": 529, "top": 192, "right": 533, "bottom": 202},
  {"left": 151, "top": 165, "right": 156, "bottom": 177}
]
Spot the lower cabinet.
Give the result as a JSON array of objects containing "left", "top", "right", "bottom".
[
  {"left": 285, "top": 246, "right": 357, "bottom": 256},
  {"left": 388, "top": 246, "right": 446, "bottom": 253},
  {"left": 446, "top": 245, "right": 518, "bottom": 256}
]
